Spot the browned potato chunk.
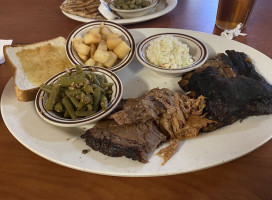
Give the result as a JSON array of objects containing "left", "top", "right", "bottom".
[
  {"left": 101, "top": 26, "right": 113, "bottom": 38},
  {"left": 93, "top": 49, "right": 110, "bottom": 63},
  {"left": 97, "top": 40, "right": 107, "bottom": 51},
  {"left": 106, "top": 38, "right": 122, "bottom": 50},
  {"left": 88, "top": 27, "right": 101, "bottom": 35},
  {"left": 83, "top": 33, "right": 101, "bottom": 44},
  {"left": 104, "top": 51, "right": 118, "bottom": 68},
  {"left": 72, "top": 37, "right": 83, "bottom": 44},
  {"left": 100, "top": 22, "right": 105, "bottom": 28},
  {"left": 107, "top": 33, "right": 120, "bottom": 39},
  {"left": 101, "top": 34, "right": 107, "bottom": 41},
  {"left": 78, "top": 53, "right": 88, "bottom": 62},
  {"left": 72, "top": 38, "right": 91, "bottom": 57},
  {"left": 89, "top": 43, "right": 96, "bottom": 59},
  {"left": 85, "top": 57, "right": 96, "bottom": 66},
  {"left": 114, "top": 41, "right": 131, "bottom": 59},
  {"left": 95, "top": 62, "right": 104, "bottom": 67}
]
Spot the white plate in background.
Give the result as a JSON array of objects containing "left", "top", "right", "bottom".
[{"left": 61, "top": 0, "right": 178, "bottom": 25}]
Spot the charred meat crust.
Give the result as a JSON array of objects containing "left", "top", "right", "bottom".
[
  {"left": 179, "top": 50, "right": 272, "bottom": 129},
  {"left": 225, "top": 50, "right": 266, "bottom": 82}
]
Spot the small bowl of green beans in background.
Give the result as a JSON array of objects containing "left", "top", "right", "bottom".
[
  {"left": 35, "top": 66, "right": 123, "bottom": 127},
  {"left": 109, "top": 0, "right": 158, "bottom": 18}
]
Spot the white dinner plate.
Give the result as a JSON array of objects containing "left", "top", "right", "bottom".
[
  {"left": 1, "top": 28, "right": 272, "bottom": 177},
  {"left": 61, "top": 0, "right": 178, "bottom": 25}
]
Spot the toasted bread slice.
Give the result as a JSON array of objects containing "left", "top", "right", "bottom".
[{"left": 4, "top": 36, "right": 73, "bottom": 101}]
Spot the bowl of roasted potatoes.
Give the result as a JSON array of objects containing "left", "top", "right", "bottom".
[
  {"left": 66, "top": 21, "right": 135, "bottom": 72},
  {"left": 35, "top": 65, "right": 123, "bottom": 127}
]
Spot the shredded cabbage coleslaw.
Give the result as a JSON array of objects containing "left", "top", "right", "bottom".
[{"left": 146, "top": 35, "right": 194, "bottom": 69}]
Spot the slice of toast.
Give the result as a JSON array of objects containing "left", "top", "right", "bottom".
[{"left": 4, "top": 36, "right": 74, "bottom": 101}]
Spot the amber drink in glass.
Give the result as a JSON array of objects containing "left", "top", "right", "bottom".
[{"left": 216, "top": 0, "right": 256, "bottom": 30}]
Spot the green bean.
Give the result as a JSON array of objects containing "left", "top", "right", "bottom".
[
  {"left": 92, "top": 83, "right": 105, "bottom": 93},
  {"left": 75, "top": 110, "right": 96, "bottom": 117},
  {"left": 45, "top": 83, "right": 61, "bottom": 111},
  {"left": 41, "top": 65, "right": 113, "bottom": 119},
  {"left": 81, "top": 94, "right": 93, "bottom": 104},
  {"left": 64, "top": 110, "right": 70, "bottom": 118},
  {"left": 58, "top": 73, "right": 70, "bottom": 80},
  {"left": 122, "top": 4, "right": 129, "bottom": 9},
  {"left": 100, "top": 94, "right": 108, "bottom": 111},
  {"left": 75, "top": 65, "right": 83, "bottom": 74},
  {"left": 80, "top": 92, "right": 86, "bottom": 99},
  {"left": 136, "top": 0, "right": 142, "bottom": 5},
  {"left": 62, "top": 97, "right": 76, "bottom": 119},
  {"left": 82, "top": 85, "right": 94, "bottom": 94},
  {"left": 92, "top": 87, "right": 102, "bottom": 112},
  {"left": 96, "top": 74, "right": 107, "bottom": 85},
  {"left": 106, "top": 94, "right": 112, "bottom": 100},
  {"left": 54, "top": 101, "right": 64, "bottom": 113},
  {"left": 77, "top": 102, "right": 87, "bottom": 111},
  {"left": 59, "top": 88, "right": 66, "bottom": 98},
  {"left": 69, "top": 73, "right": 87, "bottom": 80},
  {"left": 114, "top": 0, "right": 149, "bottom": 9},
  {"left": 69, "top": 96, "right": 79, "bottom": 108},
  {"left": 106, "top": 89, "right": 112, "bottom": 95},
  {"left": 40, "top": 83, "right": 52, "bottom": 94},
  {"left": 101, "top": 82, "right": 113, "bottom": 90},
  {"left": 87, "top": 104, "right": 93, "bottom": 111},
  {"left": 129, "top": 4, "right": 136, "bottom": 9},
  {"left": 65, "top": 88, "right": 82, "bottom": 97},
  {"left": 142, "top": 0, "right": 150, "bottom": 7},
  {"left": 88, "top": 72, "right": 101, "bottom": 86},
  {"left": 57, "top": 77, "right": 88, "bottom": 87}
]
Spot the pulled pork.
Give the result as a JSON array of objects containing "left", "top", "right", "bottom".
[
  {"left": 156, "top": 139, "right": 180, "bottom": 166},
  {"left": 111, "top": 88, "right": 214, "bottom": 164}
]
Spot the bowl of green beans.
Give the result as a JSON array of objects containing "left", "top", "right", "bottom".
[
  {"left": 35, "top": 66, "right": 123, "bottom": 127},
  {"left": 109, "top": 0, "right": 158, "bottom": 18}
]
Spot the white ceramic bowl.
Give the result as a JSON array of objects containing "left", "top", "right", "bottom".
[
  {"left": 109, "top": 0, "right": 158, "bottom": 18},
  {"left": 35, "top": 66, "right": 123, "bottom": 127},
  {"left": 136, "top": 33, "right": 208, "bottom": 77},
  {"left": 66, "top": 21, "right": 135, "bottom": 72}
]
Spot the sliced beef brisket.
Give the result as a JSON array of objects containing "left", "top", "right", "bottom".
[
  {"left": 81, "top": 120, "right": 166, "bottom": 163},
  {"left": 111, "top": 88, "right": 169, "bottom": 125}
]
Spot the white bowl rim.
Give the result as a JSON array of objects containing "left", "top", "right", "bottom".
[
  {"left": 66, "top": 20, "right": 135, "bottom": 72},
  {"left": 136, "top": 33, "right": 208, "bottom": 73},
  {"left": 109, "top": 0, "right": 158, "bottom": 13},
  {"left": 35, "top": 66, "right": 123, "bottom": 127}
]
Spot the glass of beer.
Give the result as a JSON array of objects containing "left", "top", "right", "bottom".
[{"left": 216, "top": 0, "right": 256, "bottom": 30}]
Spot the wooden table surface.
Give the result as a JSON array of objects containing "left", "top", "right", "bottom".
[{"left": 0, "top": 0, "right": 271, "bottom": 199}]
